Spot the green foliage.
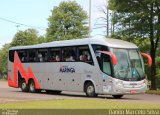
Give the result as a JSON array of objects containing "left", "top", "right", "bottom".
[
  {"left": 11, "top": 29, "right": 38, "bottom": 47},
  {"left": 0, "top": 28, "right": 44, "bottom": 75},
  {"left": 109, "top": 0, "right": 160, "bottom": 89},
  {"left": 38, "top": 36, "right": 47, "bottom": 44},
  {"left": 112, "top": 35, "right": 150, "bottom": 53},
  {"left": 146, "top": 90, "right": 160, "bottom": 95},
  {"left": 0, "top": 1, "right": 89, "bottom": 75},
  {"left": 156, "top": 58, "right": 160, "bottom": 76},
  {"left": 109, "top": 0, "right": 158, "bottom": 37},
  {"left": 0, "top": 44, "right": 11, "bottom": 75},
  {"left": 47, "top": 1, "right": 89, "bottom": 41}
]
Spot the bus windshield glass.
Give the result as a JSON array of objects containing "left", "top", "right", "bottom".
[{"left": 111, "top": 48, "right": 145, "bottom": 81}]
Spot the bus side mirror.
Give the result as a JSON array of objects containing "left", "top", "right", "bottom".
[
  {"left": 96, "top": 51, "right": 117, "bottom": 65},
  {"left": 141, "top": 53, "right": 152, "bottom": 66}
]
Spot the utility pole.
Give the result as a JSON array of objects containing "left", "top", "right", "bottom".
[
  {"left": 16, "top": 25, "right": 20, "bottom": 32},
  {"left": 89, "top": 0, "right": 92, "bottom": 36}
]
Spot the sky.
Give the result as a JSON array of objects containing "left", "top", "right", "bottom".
[{"left": 0, "top": 0, "right": 107, "bottom": 48}]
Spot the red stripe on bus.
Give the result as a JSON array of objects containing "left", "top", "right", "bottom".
[
  {"left": 8, "top": 51, "right": 41, "bottom": 89},
  {"left": 28, "top": 67, "right": 41, "bottom": 89},
  {"left": 8, "top": 74, "right": 18, "bottom": 88}
]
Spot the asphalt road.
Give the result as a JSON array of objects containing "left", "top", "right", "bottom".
[{"left": 0, "top": 80, "right": 160, "bottom": 104}]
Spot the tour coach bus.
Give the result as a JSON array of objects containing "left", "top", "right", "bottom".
[{"left": 8, "top": 37, "right": 152, "bottom": 98}]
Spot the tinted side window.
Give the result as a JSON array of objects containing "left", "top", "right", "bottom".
[
  {"left": 28, "top": 50, "right": 37, "bottom": 62},
  {"left": 9, "top": 50, "right": 15, "bottom": 62},
  {"left": 37, "top": 49, "right": 48, "bottom": 62},
  {"left": 17, "top": 50, "right": 27, "bottom": 63},
  {"left": 78, "top": 46, "right": 93, "bottom": 65},
  {"left": 92, "top": 45, "right": 109, "bottom": 52},
  {"left": 49, "top": 48, "right": 61, "bottom": 62},
  {"left": 63, "top": 47, "right": 76, "bottom": 62}
]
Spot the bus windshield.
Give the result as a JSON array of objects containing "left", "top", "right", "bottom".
[{"left": 111, "top": 48, "right": 145, "bottom": 81}]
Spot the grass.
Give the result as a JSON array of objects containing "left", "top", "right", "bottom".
[
  {"left": 146, "top": 90, "right": 160, "bottom": 95},
  {"left": 0, "top": 78, "right": 7, "bottom": 81},
  {"left": 1, "top": 99, "right": 160, "bottom": 109}
]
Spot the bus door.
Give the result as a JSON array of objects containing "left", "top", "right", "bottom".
[{"left": 96, "top": 51, "right": 117, "bottom": 94}]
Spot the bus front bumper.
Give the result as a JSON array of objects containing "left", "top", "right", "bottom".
[{"left": 102, "top": 79, "right": 148, "bottom": 95}]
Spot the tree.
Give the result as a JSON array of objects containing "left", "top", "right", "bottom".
[
  {"left": 0, "top": 44, "right": 11, "bottom": 76},
  {"left": 109, "top": 0, "right": 160, "bottom": 89},
  {"left": 0, "top": 28, "right": 39, "bottom": 77},
  {"left": 11, "top": 29, "right": 38, "bottom": 47},
  {"left": 95, "top": 3, "right": 113, "bottom": 37},
  {"left": 46, "top": 1, "right": 89, "bottom": 41},
  {"left": 37, "top": 36, "right": 47, "bottom": 44}
]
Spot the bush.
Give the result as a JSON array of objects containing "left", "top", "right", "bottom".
[{"left": 146, "top": 90, "right": 160, "bottom": 95}]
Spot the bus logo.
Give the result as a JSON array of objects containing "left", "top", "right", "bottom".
[{"left": 60, "top": 66, "right": 75, "bottom": 73}]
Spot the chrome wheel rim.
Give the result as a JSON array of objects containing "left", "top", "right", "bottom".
[
  {"left": 22, "top": 82, "right": 26, "bottom": 89},
  {"left": 30, "top": 83, "right": 35, "bottom": 92},
  {"left": 87, "top": 86, "right": 94, "bottom": 94}
]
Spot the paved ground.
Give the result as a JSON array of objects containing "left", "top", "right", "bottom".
[{"left": 0, "top": 80, "right": 160, "bottom": 104}]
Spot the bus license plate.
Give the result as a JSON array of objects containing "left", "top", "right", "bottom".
[{"left": 130, "top": 90, "right": 137, "bottom": 93}]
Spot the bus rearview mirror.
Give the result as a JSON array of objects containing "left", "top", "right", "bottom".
[
  {"left": 96, "top": 51, "right": 117, "bottom": 65},
  {"left": 141, "top": 53, "right": 152, "bottom": 66}
]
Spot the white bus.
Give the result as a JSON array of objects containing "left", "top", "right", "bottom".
[{"left": 8, "top": 37, "right": 152, "bottom": 98}]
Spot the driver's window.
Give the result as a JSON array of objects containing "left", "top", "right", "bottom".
[
  {"left": 102, "top": 54, "right": 111, "bottom": 76},
  {"left": 92, "top": 45, "right": 112, "bottom": 76},
  {"left": 96, "top": 53, "right": 112, "bottom": 76}
]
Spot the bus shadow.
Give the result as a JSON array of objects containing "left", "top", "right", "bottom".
[
  {"left": 47, "top": 92, "right": 143, "bottom": 101},
  {"left": 13, "top": 90, "right": 142, "bottom": 101}
]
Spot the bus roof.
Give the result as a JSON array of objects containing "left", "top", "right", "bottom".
[{"left": 9, "top": 37, "right": 138, "bottom": 50}]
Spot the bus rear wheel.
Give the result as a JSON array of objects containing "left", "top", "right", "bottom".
[
  {"left": 20, "top": 80, "right": 29, "bottom": 92},
  {"left": 112, "top": 95, "right": 123, "bottom": 99},
  {"left": 85, "top": 82, "right": 97, "bottom": 97},
  {"left": 29, "top": 80, "right": 36, "bottom": 93}
]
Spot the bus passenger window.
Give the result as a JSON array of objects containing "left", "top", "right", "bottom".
[
  {"left": 63, "top": 47, "right": 76, "bottom": 62},
  {"left": 38, "top": 49, "right": 48, "bottom": 62},
  {"left": 17, "top": 50, "right": 27, "bottom": 63},
  {"left": 49, "top": 48, "right": 61, "bottom": 62},
  {"left": 29, "top": 50, "right": 37, "bottom": 62},
  {"left": 9, "top": 50, "right": 15, "bottom": 62},
  {"left": 80, "top": 51, "right": 90, "bottom": 61},
  {"left": 55, "top": 55, "right": 60, "bottom": 62},
  {"left": 78, "top": 46, "right": 93, "bottom": 65}
]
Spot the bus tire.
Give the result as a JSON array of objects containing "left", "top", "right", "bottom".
[
  {"left": 20, "top": 80, "right": 29, "bottom": 92},
  {"left": 29, "top": 80, "right": 36, "bottom": 93},
  {"left": 85, "top": 82, "right": 97, "bottom": 97},
  {"left": 112, "top": 95, "right": 123, "bottom": 99}
]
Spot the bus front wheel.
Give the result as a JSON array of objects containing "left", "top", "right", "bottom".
[
  {"left": 29, "top": 80, "right": 36, "bottom": 93},
  {"left": 85, "top": 82, "right": 97, "bottom": 97},
  {"left": 20, "top": 80, "right": 28, "bottom": 92},
  {"left": 112, "top": 95, "right": 123, "bottom": 99}
]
